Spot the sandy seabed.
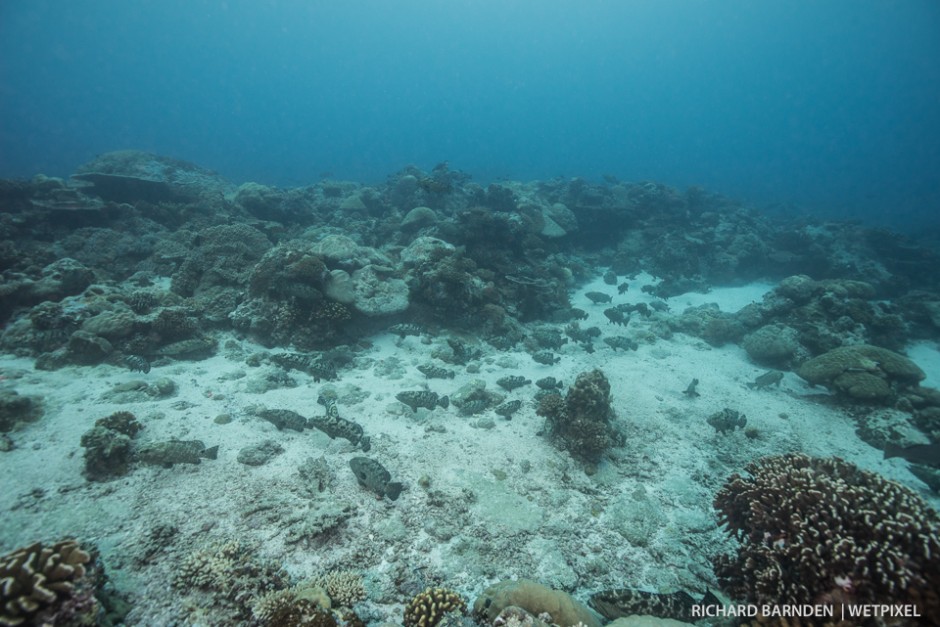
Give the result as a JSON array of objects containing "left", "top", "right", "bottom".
[{"left": 1, "top": 272, "right": 938, "bottom": 625}]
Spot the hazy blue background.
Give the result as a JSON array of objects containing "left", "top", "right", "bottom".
[{"left": 1, "top": 0, "right": 938, "bottom": 229}]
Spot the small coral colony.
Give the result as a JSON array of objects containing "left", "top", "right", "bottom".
[{"left": 1, "top": 151, "right": 939, "bottom": 625}]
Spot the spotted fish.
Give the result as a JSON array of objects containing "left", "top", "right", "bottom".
[
  {"left": 396, "top": 391, "right": 449, "bottom": 412},
  {"left": 589, "top": 587, "right": 722, "bottom": 623},
  {"left": 349, "top": 456, "right": 403, "bottom": 501},
  {"left": 137, "top": 440, "right": 218, "bottom": 467}
]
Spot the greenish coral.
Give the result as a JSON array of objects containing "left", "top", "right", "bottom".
[
  {"left": 472, "top": 579, "right": 600, "bottom": 627},
  {"left": 797, "top": 344, "right": 925, "bottom": 402}
]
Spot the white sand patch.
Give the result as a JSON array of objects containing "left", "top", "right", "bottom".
[
  {"left": 1, "top": 272, "right": 937, "bottom": 625},
  {"left": 908, "top": 340, "right": 940, "bottom": 388}
]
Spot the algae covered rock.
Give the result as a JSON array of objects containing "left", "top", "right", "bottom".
[
  {"left": 797, "top": 344, "right": 925, "bottom": 402},
  {"left": 0, "top": 390, "right": 42, "bottom": 432},
  {"left": 473, "top": 579, "right": 600, "bottom": 627}
]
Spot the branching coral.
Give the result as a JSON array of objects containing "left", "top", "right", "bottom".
[
  {"left": 404, "top": 587, "right": 466, "bottom": 627},
  {"left": 309, "top": 570, "right": 365, "bottom": 608},
  {"left": 713, "top": 453, "right": 940, "bottom": 623}
]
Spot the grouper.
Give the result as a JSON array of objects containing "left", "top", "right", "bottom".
[{"left": 137, "top": 440, "right": 219, "bottom": 467}]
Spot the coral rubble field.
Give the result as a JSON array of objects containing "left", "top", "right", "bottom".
[{"left": 1, "top": 151, "right": 939, "bottom": 626}]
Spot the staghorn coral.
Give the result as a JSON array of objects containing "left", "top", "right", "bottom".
[
  {"left": 0, "top": 539, "right": 93, "bottom": 626},
  {"left": 713, "top": 453, "right": 940, "bottom": 624},
  {"left": 404, "top": 587, "right": 467, "bottom": 627}
]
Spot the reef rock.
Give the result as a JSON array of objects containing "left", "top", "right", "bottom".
[
  {"left": 351, "top": 265, "right": 410, "bottom": 316},
  {"left": 315, "top": 234, "right": 390, "bottom": 270},
  {"left": 401, "top": 206, "right": 438, "bottom": 230},
  {"left": 400, "top": 236, "right": 457, "bottom": 267}
]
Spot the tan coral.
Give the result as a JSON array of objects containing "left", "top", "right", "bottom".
[
  {"left": 0, "top": 539, "right": 91, "bottom": 626},
  {"left": 307, "top": 570, "right": 365, "bottom": 608},
  {"left": 404, "top": 587, "right": 466, "bottom": 627}
]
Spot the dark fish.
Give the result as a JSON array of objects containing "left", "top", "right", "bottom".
[
  {"left": 349, "top": 456, "right": 403, "bottom": 501},
  {"left": 569, "top": 308, "right": 589, "bottom": 320},
  {"left": 603, "top": 336, "right": 637, "bottom": 352},
  {"left": 747, "top": 370, "right": 784, "bottom": 389},
  {"left": 307, "top": 359, "right": 337, "bottom": 383},
  {"left": 309, "top": 397, "right": 369, "bottom": 450},
  {"left": 603, "top": 308, "right": 629, "bottom": 326},
  {"left": 535, "top": 377, "right": 564, "bottom": 390},
  {"left": 683, "top": 378, "right": 700, "bottom": 398},
  {"left": 459, "top": 399, "right": 489, "bottom": 416},
  {"left": 532, "top": 351, "right": 560, "bottom": 365},
  {"left": 256, "top": 408, "right": 307, "bottom": 432},
  {"left": 494, "top": 400, "right": 522, "bottom": 419},
  {"left": 884, "top": 442, "right": 940, "bottom": 468},
  {"left": 496, "top": 376, "right": 530, "bottom": 391},
  {"left": 125, "top": 355, "right": 151, "bottom": 374},
  {"left": 585, "top": 291, "right": 613, "bottom": 304},
  {"left": 589, "top": 587, "right": 721, "bottom": 623},
  {"left": 396, "top": 391, "right": 449, "bottom": 412},
  {"left": 137, "top": 440, "right": 218, "bottom": 467},
  {"left": 389, "top": 323, "right": 423, "bottom": 338},
  {"left": 417, "top": 364, "right": 455, "bottom": 379},
  {"left": 707, "top": 408, "right": 746, "bottom": 434}
]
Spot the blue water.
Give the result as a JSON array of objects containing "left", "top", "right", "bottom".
[{"left": 1, "top": 0, "right": 938, "bottom": 229}]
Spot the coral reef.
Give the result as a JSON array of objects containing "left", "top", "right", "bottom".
[
  {"left": 0, "top": 538, "right": 96, "bottom": 627},
  {"left": 536, "top": 369, "right": 621, "bottom": 467},
  {"left": 404, "top": 587, "right": 466, "bottom": 627},
  {"left": 175, "top": 539, "right": 289, "bottom": 625},
  {"left": 79, "top": 410, "right": 143, "bottom": 480},
  {"left": 473, "top": 579, "right": 600, "bottom": 627},
  {"left": 713, "top": 453, "right": 940, "bottom": 622},
  {"left": 796, "top": 344, "right": 925, "bottom": 402}
]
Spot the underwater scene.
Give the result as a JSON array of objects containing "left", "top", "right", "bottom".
[{"left": 2, "top": 2, "right": 940, "bottom": 627}]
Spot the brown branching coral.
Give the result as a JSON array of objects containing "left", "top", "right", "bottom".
[
  {"left": 713, "top": 453, "right": 940, "bottom": 625},
  {"left": 0, "top": 539, "right": 93, "bottom": 626},
  {"left": 403, "top": 587, "right": 466, "bottom": 627}
]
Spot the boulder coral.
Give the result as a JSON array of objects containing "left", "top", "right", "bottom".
[
  {"left": 473, "top": 579, "right": 600, "bottom": 627},
  {"left": 796, "top": 344, "right": 925, "bottom": 402}
]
